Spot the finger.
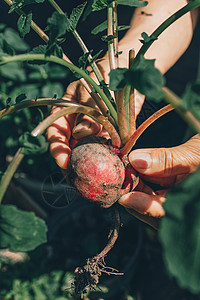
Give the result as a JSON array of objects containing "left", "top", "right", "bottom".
[
  {"left": 118, "top": 191, "right": 166, "bottom": 218},
  {"left": 129, "top": 135, "right": 200, "bottom": 176},
  {"left": 139, "top": 173, "right": 177, "bottom": 187},
  {"left": 72, "top": 116, "right": 102, "bottom": 139},
  {"left": 46, "top": 107, "right": 73, "bottom": 169},
  {"left": 125, "top": 208, "right": 160, "bottom": 230}
]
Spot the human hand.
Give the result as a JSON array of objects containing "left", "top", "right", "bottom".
[
  {"left": 46, "top": 58, "right": 111, "bottom": 169},
  {"left": 46, "top": 57, "right": 145, "bottom": 169},
  {"left": 118, "top": 134, "right": 200, "bottom": 229}
]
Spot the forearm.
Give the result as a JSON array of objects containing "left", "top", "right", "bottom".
[{"left": 116, "top": 0, "right": 199, "bottom": 73}]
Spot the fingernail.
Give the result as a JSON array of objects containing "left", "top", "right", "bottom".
[{"left": 129, "top": 152, "right": 152, "bottom": 171}]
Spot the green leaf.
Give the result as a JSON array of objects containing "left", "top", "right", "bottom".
[
  {"left": 181, "top": 81, "right": 200, "bottom": 120},
  {"left": 159, "top": 167, "right": 200, "bottom": 294},
  {"left": 92, "top": 0, "right": 113, "bottom": 11},
  {"left": 46, "top": 12, "right": 68, "bottom": 57},
  {"left": 47, "top": 12, "right": 68, "bottom": 40},
  {"left": 109, "top": 68, "right": 128, "bottom": 90},
  {"left": 91, "top": 20, "right": 108, "bottom": 35},
  {"left": 9, "top": 0, "right": 45, "bottom": 13},
  {"left": 109, "top": 55, "right": 165, "bottom": 101},
  {"left": 4, "top": 28, "right": 30, "bottom": 51},
  {"left": 30, "top": 44, "right": 47, "bottom": 54},
  {"left": 0, "top": 205, "right": 47, "bottom": 251},
  {"left": 41, "top": 82, "right": 64, "bottom": 98},
  {"left": 90, "top": 49, "right": 104, "bottom": 63},
  {"left": 0, "top": 34, "right": 15, "bottom": 56},
  {"left": 15, "top": 93, "right": 27, "bottom": 103},
  {"left": 19, "top": 132, "right": 48, "bottom": 155},
  {"left": 117, "top": 25, "right": 131, "bottom": 32},
  {"left": 78, "top": 51, "right": 92, "bottom": 70},
  {"left": 17, "top": 12, "right": 32, "bottom": 38},
  {"left": 101, "top": 34, "right": 117, "bottom": 42},
  {"left": 66, "top": 2, "right": 87, "bottom": 32},
  {"left": 139, "top": 32, "right": 157, "bottom": 44},
  {"left": 116, "top": 0, "right": 148, "bottom": 7},
  {"left": 0, "top": 62, "right": 26, "bottom": 82}
]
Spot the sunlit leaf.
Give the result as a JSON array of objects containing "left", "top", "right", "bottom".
[
  {"left": 19, "top": 132, "right": 48, "bottom": 155},
  {"left": 0, "top": 205, "right": 47, "bottom": 251},
  {"left": 109, "top": 55, "right": 165, "bottom": 101}
]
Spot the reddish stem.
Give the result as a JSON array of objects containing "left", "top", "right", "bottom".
[{"left": 121, "top": 104, "right": 174, "bottom": 155}]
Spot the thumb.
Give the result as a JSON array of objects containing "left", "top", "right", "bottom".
[{"left": 129, "top": 135, "right": 200, "bottom": 176}]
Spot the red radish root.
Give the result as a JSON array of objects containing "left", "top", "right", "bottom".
[{"left": 68, "top": 136, "right": 126, "bottom": 208}]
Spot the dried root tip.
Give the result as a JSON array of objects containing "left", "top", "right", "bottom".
[{"left": 72, "top": 257, "right": 124, "bottom": 297}]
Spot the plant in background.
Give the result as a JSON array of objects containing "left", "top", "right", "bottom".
[{"left": 0, "top": 0, "right": 200, "bottom": 298}]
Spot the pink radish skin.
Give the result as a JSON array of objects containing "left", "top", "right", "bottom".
[{"left": 69, "top": 136, "right": 138, "bottom": 208}]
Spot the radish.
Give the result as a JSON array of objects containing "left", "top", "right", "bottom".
[{"left": 68, "top": 136, "right": 138, "bottom": 208}]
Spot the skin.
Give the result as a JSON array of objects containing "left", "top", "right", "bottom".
[{"left": 46, "top": 0, "right": 200, "bottom": 229}]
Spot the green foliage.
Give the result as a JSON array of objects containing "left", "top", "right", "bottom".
[
  {"left": 0, "top": 34, "right": 15, "bottom": 56},
  {"left": 1, "top": 265, "right": 74, "bottom": 299},
  {"left": 19, "top": 132, "right": 49, "bottom": 155},
  {"left": 92, "top": 0, "right": 148, "bottom": 10},
  {"left": 140, "top": 32, "right": 157, "bottom": 44},
  {"left": 117, "top": 0, "right": 148, "bottom": 7},
  {"left": 109, "top": 55, "right": 165, "bottom": 101},
  {"left": 17, "top": 12, "right": 32, "bottom": 38},
  {"left": 9, "top": 0, "right": 45, "bottom": 13},
  {"left": 46, "top": 12, "right": 68, "bottom": 57},
  {"left": 159, "top": 168, "right": 200, "bottom": 294},
  {"left": 0, "top": 205, "right": 47, "bottom": 251},
  {"left": 117, "top": 25, "right": 132, "bottom": 32},
  {"left": 101, "top": 34, "right": 117, "bottom": 42},
  {"left": 15, "top": 93, "right": 27, "bottom": 103},
  {"left": 65, "top": 2, "right": 87, "bottom": 33},
  {"left": 91, "top": 20, "right": 108, "bottom": 35},
  {"left": 92, "top": 0, "right": 114, "bottom": 11},
  {"left": 181, "top": 81, "right": 200, "bottom": 120},
  {"left": 3, "top": 28, "right": 30, "bottom": 52}
]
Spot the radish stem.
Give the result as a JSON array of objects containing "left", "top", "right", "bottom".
[
  {"left": 121, "top": 104, "right": 174, "bottom": 155},
  {"left": 0, "top": 149, "right": 24, "bottom": 204},
  {"left": 128, "top": 49, "right": 136, "bottom": 135},
  {"left": 47, "top": 0, "right": 115, "bottom": 109},
  {"left": 115, "top": 88, "right": 130, "bottom": 145},
  {"left": 162, "top": 87, "right": 200, "bottom": 133},
  {"left": 31, "top": 106, "right": 121, "bottom": 148}
]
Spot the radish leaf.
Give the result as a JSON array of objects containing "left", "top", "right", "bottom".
[
  {"left": 91, "top": 21, "right": 108, "bottom": 35},
  {"left": 182, "top": 81, "right": 200, "bottom": 120},
  {"left": 19, "top": 132, "right": 48, "bottom": 155},
  {"left": 9, "top": 0, "right": 45, "bottom": 13},
  {"left": 65, "top": 2, "right": 87, "bottom": 33},
  {"left": 117, "top": 0, "right": 148, "bottom": 7},
  {"left": 0, "top": 205, "right": 47, "bottom": 251},
  {"left": 17, "top": 12, "right": 32, "bottom": 38},
  {"left": 159, "top": 167, "right": 200, "bottom": 294}
]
